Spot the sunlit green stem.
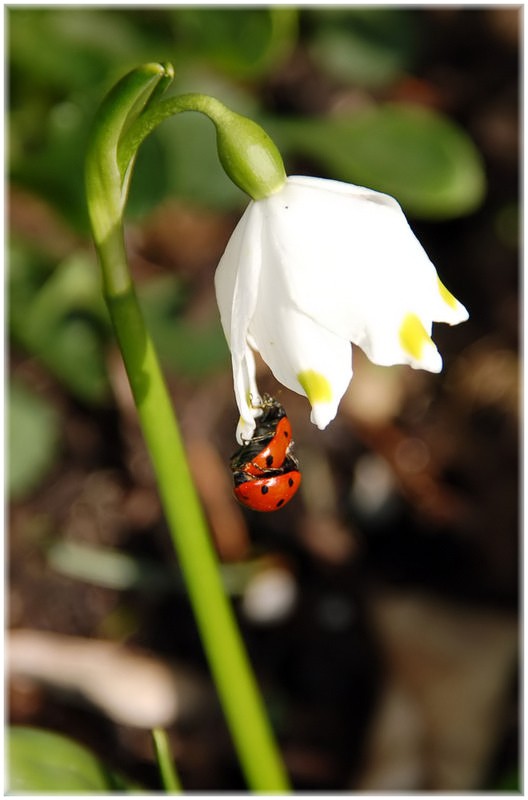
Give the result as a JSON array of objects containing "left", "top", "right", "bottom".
[
  {"left": 118, "top": 93, "right": 226, "bottom": 169},
  {"left": 152, "top": 728, "right": 182, "bottom": 793},
  {"left": 85, "top": 63, "right": 290, "bottom": 792},
  {"left": 104, "top": 262, "right": 290, "bottom": 794},
  {"left": 119, "top": 94, "right": 286, "bottom": 200}
]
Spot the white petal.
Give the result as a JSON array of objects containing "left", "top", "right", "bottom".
[
  {"left": 214, "top": 201, "right": 262, "bottom": 350},
  {"left": 262, "top": 179, "right": 425, "bottom": 335},
  {"left": 215, "top": 202, "right": 265, "bottom": 439},
  {"left": 233, "top": 346, "right": 263, "bottom": 444},
  {"left": 259, "top": 176, "right": 464, "bottom": 371},
  {"left": 215, "top": 175, "right": 469, "bottom": 439},
  {"left": 249, "top": 259, "right": 353, "bottom": 429},
  {"left": 287, "top": 174, "right": 402, "bottom": 210}
]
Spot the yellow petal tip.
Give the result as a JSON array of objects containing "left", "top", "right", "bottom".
[
  {"left": 399, "top": 312, "right": 441, "bottom": 372},
  {"left": 437, "top": 277, "right": 460, "bottom": 310},
  {"left": 297, "top": 369, "right": 333, "bottom": 405}
]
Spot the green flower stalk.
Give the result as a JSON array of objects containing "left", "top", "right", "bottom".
[
  {"left": 152, "top": 728, "right": 182, "bottom": 793},
  {"left": 85, "top": 63, "right": 290, "bottom": 792}
]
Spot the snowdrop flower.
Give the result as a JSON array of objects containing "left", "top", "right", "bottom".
[{"left": 215, "top": 175, "right": 468, "bottom": 443}]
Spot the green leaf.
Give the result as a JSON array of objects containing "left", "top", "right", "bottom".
[
  {"left": 8, "top": 9, "right": 177, "bottom": 233},
  {"left": 140, "top": 109, "right": 245, "bottom": 211},
  {"left": 8, "top": 8, "right": 161, "bottom": 93},
  {"left": 9, "top": 97, "right": 94, "bottom": 233},
  {"left": 307, "top": 7, "right": 418, "bottom": 89},
  {"left": 9, "top": 244, "right": 111, "bottom": 403},
  {"left": 138, "top": 275, "right": 229, "bottom": 377},
  {"left": 171, "top": 8, "right": 298, "bottom": 79},
  {"left": 8, "top": 380, "right": 60, "bottom": 500},
  {"left": 7, "top": 726, "right": 131, "bottom": 793},
  {"left": 272, "top": 104, "right": 486, "bottom": 219}
]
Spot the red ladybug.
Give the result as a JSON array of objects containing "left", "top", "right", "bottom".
[
  {"left": 233, "top": 455, "right": 302, "bottom": 513},
  {"left": 230, "top": 396, "right": 301, "bottom": 512}
]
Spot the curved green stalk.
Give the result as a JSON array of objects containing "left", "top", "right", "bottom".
[
  {"left": 85, "top": 64, "right": 290, "bottom": 792},
  {"left": 118, "top": 93, "right": 227, "bottom": 171}
]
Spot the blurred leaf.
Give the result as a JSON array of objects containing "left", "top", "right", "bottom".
[
  {"left": 139, "top": 275, "right": 229, "bottom": 377},
  {"left": 8, "top": 381, "right": 60, "bottom": 500},
  {"left": 7, "top": 727, "right": 134, "bottom": 792},
  {"left": 272, "top": 104, "right": 486, "bottom": 218},
  {"left": 8, "top": 8, "right": 175, "bottom": 231},
  {"left": 171, "top": 7, "right": 298, "bottom": 79},
  {"left": 8, "top": 8, "right": 164, "bottom": 92},
  {"left": 135, "top": 108, "right": 244, "bottom": 213},
  {"left": 8, "top": 7, "right": 297, "bottom": 225},
  {"left": 9, "top": 95, "right": 93, "bottom": 232},
  {"left": 48, "top": 538, "right": 264, "bottom": 597},
  {"left": 306, "top": 7, "right": 418, "bottom": 89},
  {"left": 47, "top": 540, "right": 172, "bottom": 592},
  {"left": 151, "top": 315, "right": 230, "bottom": 378},
  {"left": 125, "top": 132, "right": 170, "bottom": 220},
  {"left": 9, "top": 243, "right": 111, "bottom": 403}
]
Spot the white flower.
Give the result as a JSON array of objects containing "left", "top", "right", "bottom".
[{"left": 215, "top": 175, "right": 469, "bottom": 443}]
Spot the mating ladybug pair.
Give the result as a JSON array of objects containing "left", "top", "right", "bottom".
[{"left": 230, "top": 396, "right": 301, "bottom": 512}]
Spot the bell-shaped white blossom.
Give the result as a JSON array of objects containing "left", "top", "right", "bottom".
[{"left": 215, "top": 176, "right": 469, "bottom": 443}]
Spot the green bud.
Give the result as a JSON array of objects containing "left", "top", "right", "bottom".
[{"left": 213, "top": 107, "right": 286, "bottom": 200}]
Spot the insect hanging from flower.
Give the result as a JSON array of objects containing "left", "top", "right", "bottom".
[{"left": 230, "top": 395, "right": 301, "bottom": 512}]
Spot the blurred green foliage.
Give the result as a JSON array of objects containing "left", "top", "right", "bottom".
[
  {"left": 8, "top": 6, "right": 487, "bottom": 496},
  {"left": 8, "top": 6, "right": 485, "bottom": 228},
  {"left": 7, "top": 727, "right": 136, "bottom": 792},
  {"left": 306, "top": 7, "right": 419, "bottom": 89},
  {"left": 8, "top": 380, "right": 60, "bottom": 500},
  {"left": 139, "top": 275, "right": 229, "bottom": 377},
  {"left": 8, "top": 7, "right": 299, "bottom": 229},
  {"left": 8, "top": 240, "right": 229, "bottom": 403},
  {"left": 9, "top": 241, "right": 111, "bottom": 403},
  {"left": 170, "top": 7, "right": 298, "bottom": 78}
]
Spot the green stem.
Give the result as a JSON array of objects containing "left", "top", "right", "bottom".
[
  {"left": 89, "top": 197, "right": 289, "bottom": 793},
  {"left": 119, "top": 93, "right": 286, "bottom": 201},
  {"left": 118, "top": 94, "right": 227, "bottom": 174},
  {"left": 86, "top": 65, "right": 291, "bottom": 791},
  {"left": 152, "top": 728, "right": 182, "bottom": 793},
  {"left": 103, "top": 267, "right": 289, "bottom": 793}
]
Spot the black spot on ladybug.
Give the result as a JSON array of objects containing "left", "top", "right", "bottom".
[
  {"left": 283, "top": 430, "right": 289, "bottom": 438},
  {"left": 261, "top": 485, "right": 269, "bottom": 495},
  {"left": 266, "top": 455, "right": 274, "bottom": 467},
  {"left": 288, "top": 477, "right": 294, "bottom": 487},
  {"left": 276, "top": 499, "right": 285, "bottom": 507}
]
